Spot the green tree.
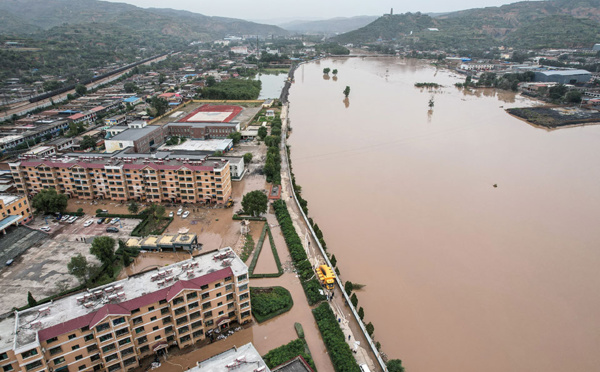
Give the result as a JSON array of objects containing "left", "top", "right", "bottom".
[
  {"left": 257, "top": 126, "right": 268, "bottom": 139},
  {"left": 243, "top": 153, "right": 253, "bottom": 164},
  {"left": 549, "top": 84, "right": 568, "bottom": 100},
  {"left": 345, "top": 280, "right": 353, "bottom": 295},
  {"left": 565, "top": 90, "right": 582, "bottom": 103},
  {"left": 366, "top": 322, "right": 375, "bottom": 337},
  {"left": 90, "top": 236, "right": 116, "bottom": 265},
  {"left": 332, "top": 69, "right": 338, "bottom": 75},
  {"left": 127, "top": 201, "right": 139, "bottom": 215},
  {"left": 150, "top": 96, "right": 169, "bottom": 116},
  {"left": 122, "top": 251, "right": 132, "bottom": 267},
  {"left": 31, "top": 188, "right": 68, "bottom": 214},
  {"left": 96, "top": 208, "right": 103, "bottom": 214},
  {"left": 27, "top": 291, "right": 37, "bottom": 307},
  {"left": 228, "top": 131, "right": 242, "bottom": 144},
  {"left": 68, "top": 253, "right": 90, "bottom": 283},
  {"left": 323, "top": 68, "right": 331, "bottom": 74},
  {"left": 343, "top": 86, "right": 351, "bottom": 97},
  {"left": 241, "top": 190, "right": 268, "bottom": 217},
  {"left": 158, "top": 73, "right": 166, "bottom": 84},
  {"left": 351, "top": 293, "right": 358, "bottom": 307},
  {"left": 387, "top": 359, "right": 406, "bottom": 372},
  {"left": 123, "top": 82, "right": 138, "bottom": 93},
  {"left": 330, "top": 254, "right": 337, "bottom": 267},
  {"left": 205, "top": 76, "right": 217, "bottom": 87},
  {"left": 76, "top": 208, "right": 83, "bottom": 214},
  {"left": 80, "top": 136, "right": 96, "bottom": 150},
  {"left": 358, "top": 306, "right": 365, "bottom": 320},
  {"left": 75, "top": 84, "right": 87, "bottom": 96}
]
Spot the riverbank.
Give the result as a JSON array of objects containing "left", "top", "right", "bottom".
[{"left": 507, "top": 106, "right": 600, "bottom": 129}]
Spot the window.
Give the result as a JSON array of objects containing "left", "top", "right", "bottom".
[
  {"left": 105, "top": 353, "right": 118, "bottom": 362},
  {"left": 163, "top": 316, "right": 172, "bottom": 324},
  {"left": 240, "top": 302, "right": 249, "bottom": 309},
  {"left": 178, "top": 326, "right": 189, "bottom": 334},
  {"left": 152, "top": 326, "right": 158, "bottom": 331},
  {"left": 225, "top": 284, "right": 233, "bottom": 291},
  {"left": 132, "top": 317, "right": 143, "bottom": 325},
  {"left": 159, "top": 299, "right": 167, "bottom": 305},
  {"left": 25, "top": 361, "right": 42, "bottom": 371},
  {"left": 240, "top": 293, "right": 249, "bottom": 301},
  {"left": 135, "top": 326, "right": 145, "bottom": 334},
  {"left": 179, "top": 335, "right": 191, "bottom": 343},
  {"left": 68, "top": 334, "right": 76, "bottom": 340},
  {"left": 191, "top": 320, "right": 202, "bottom": 329},
  {"left": 227, "top": 294, "right": 234, "bottom": 301},
  {"left": 86, "top": 344, "right": 98, "bottom": 352},
  {"left": 139, "top": 346, "right": 150, "bottom": 354},
  {"left": 172, "top": 297, "right": 184, "bottom": 305},
  {"left": 121, "top": 347, "right": 134, "bottom": 357},
  {"left": 200, "top": 284, "right": 209, "bottom": 290},
  {"left": 217, "top": 302, "right": 223, "bottom": 307},
  {"left": 205, "top": 320, "right": 214, "bottom": 327},
  {"left": 216, "top": 292, "right": 222, "bottom": 298},
  {"left": 118, "top": 337, "right": 131, "bottom": 346},
  {"left": 202, "top": 302, "right": 211, "bottom": 309},
  {"left": 99, "top": 334, "right": 113, "bottom": 342},
  {"left": 192, "top": 330, "right": 204, "bottom": 338},
  {"left": 154, "top": 335, "right": 161, "bottom": 341},
  {"left": 84, "top": 334, "right": 94, "bottom": 342},
  {"left": 241, "top": 311, "right": 251, "bottom": 318},
  {"left": 188, "top": 302, "right": 198, "bottom": 310},
  {"left": 174, "top": 307, "right": 186, "bottom": 315},
  {"left": 189, "top": 311, "right": 201, "bottom": 320},
  {"left": 113, "top": 317, "right": 125, "bottom": 326},
  {"left": 78, "top": 365, "right": 86, "bottom": 371},
  {"left": 75, "top": 355, "right": 83, "bottom": 361},
  {"left": 96, "top": 322, "right": 110, "bottom": 332},
  {"left": 186, "top": 292, "right": 197, "bottom": 300},
  {"left": 53, "top": 356, "right": 66, "bottom": 365},
  {"left": 71, "top": 345, "right": 80, "bottom": 351},
  {"left": 81, "top": 326, "right": 89, "bottom": 332},
  {"left": 114, "top": 328, "right": 129, "bottom": 339},
  {"left": 55, "top": 366, "right": 68, "bottom": 372},
  {"left": 228, "top": 303, "right": 234, "bottom": 309},
  {"left": 3, "top": 364, "right": 14, "bottom": 372},
  {"left": 108, "top": 363, "right": 121, "bottom": 372},
  {"left": 123, "top": 356, "right": 137, "bottom": 367},
  {"left": 148, "top": 306, "right": 155, "bottom": 311},
  {"left": 21, "top": 349, "right": 38, "bottom": 359},
  {"left": 225, "top": 276, "right": 232, "bottom": 282},
  {"left": 201, "top": 293, "right": 209, "bottom": 300},
  {"left": 102, "top": 344, "right": 116, "bottom": 353},
  {"left": 215, "top": 283, "right": 221, "bottom": 288},
  {"left": 137, "top": 336, "right": 147, "bottom": 345},
  {"left": 239, "top": 284, "right": 248, "bottom": 292},
  {"left": 46, "top": 337, "right": 58, "bottom": 344},
  {"left": 176, "top": 316, "right": 188, "bottom": 325},
  {"left": 237, "top": 274, "right": 247, "bottom": 281},
  {"left": 150, "top": 316, "right": 157, "bottom": 321},
  {"left": 160, "top": 307, "right": 169, "bottom": 315},
  {"left": 49, "top": 346, "right": 63, "bottom": 355}
]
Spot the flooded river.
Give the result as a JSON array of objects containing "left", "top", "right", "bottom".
[{"left": 287, "top": 57, "right": 600, "bottom": 372}]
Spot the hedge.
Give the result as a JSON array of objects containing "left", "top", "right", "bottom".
[
  {"left": 272, "top": 200, "right": 326, "bottom": 305},
  {"left": 313, "top": 303, "right": 360, "bottom": 372},
  {"left": 232, "top": 214, "right": 267, "bottom": 221},
  {"left": 262, "top": 338, "right": 317, "bottom": 371},
  {"left": 250, "top": 286, "right": 293, "bottom": 323},
  {"left": 249, "top": 224, "right": 284, "bottom": 278}
]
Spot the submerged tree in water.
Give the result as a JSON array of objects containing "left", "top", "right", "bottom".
[
  {"left": 428, "top": 97, "right": 435, "bottom": 108},
  {"left": 343, "top": 86, "right": 351, "bottom": 97}
]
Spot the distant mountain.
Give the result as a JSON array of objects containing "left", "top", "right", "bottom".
[
  {"left": 0, "top": 0, "right": 288, "bottom": 39},
  {"left": 279, "top": 16, "right": 379, "bottom": 34},
  {"left": 334, "top": 0, "right": 600, "bottom": 49}
]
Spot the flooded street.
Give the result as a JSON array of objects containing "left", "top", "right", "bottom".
[{"left": 287, "top": 57, "right": 600, "bottom": 372}]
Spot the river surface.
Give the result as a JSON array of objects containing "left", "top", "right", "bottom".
[
  {"left": 287, "top": 57, "right": 600, "bottom": 372},
  {"left": 256, "top": 72, "right": 287, "bottom": 99}
]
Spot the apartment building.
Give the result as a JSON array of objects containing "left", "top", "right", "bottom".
[
  {"left": 9, "top": 155, "right": 232, "bottom": 204},
  {"left": 0, "top": 194, "right": 32, "bottom": 233},
  {"left": 0, "top": 247, "right": 252, "bottom": 372}
]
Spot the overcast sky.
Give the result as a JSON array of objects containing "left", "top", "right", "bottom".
[{"left": 103, "top": 0, "right": 522, "bottom": 23}]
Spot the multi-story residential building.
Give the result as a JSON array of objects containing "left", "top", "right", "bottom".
[
  {"left": 9, "top": 155, "right": 232, "bottom": 204},
  {"left": 0, "top": 194, "right": 32, "bottom": 233},
  {"left": 0, "top": 248, "right": 251, "bottom": 372}
]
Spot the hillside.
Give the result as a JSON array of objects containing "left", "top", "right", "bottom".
[
  {"left": 279, "top": 16, "right": 379, "bottom": 35},
  {"left": 334, "top": 0, "right": 600, "bottom": 49}
]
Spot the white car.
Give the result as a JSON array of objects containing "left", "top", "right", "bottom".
[
  {"left": 84, "top": 220, "right": 94, "bottom": 227},
  {"left": 169, "top": 211, "right": 174, "bottom": 218},
  {"left": 60, "top": 215, "right": 70, "bottom": 222},
  {"left": 182, "top": 211, "right": 190, "bottom": 219},
  {"left": 40, "top": 226, "right": 51, "bottom": 232},
  {"left": 176, "top": 208, "right": 183, "bottom": 216},
  {"left": 68, "top": 216, "right": 78, "bottom": 224},
  {"left": 111, "top": 218, "right": 120, "bottom": 225}
]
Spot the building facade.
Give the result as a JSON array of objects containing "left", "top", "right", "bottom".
[
  {"left": 9, "top": 156, "right": 232, "bottom": 204},
  {"left": 0, "top": 248, "right": 251, "bottom": 372},
  {"left": 0, "top": 194, "right": 32, "bottom": 233}
]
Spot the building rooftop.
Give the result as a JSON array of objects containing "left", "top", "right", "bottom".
[
  {"left": 166, "top": 121, "right": 240, "bottom": 129},
  {"left": 538, "top": 69, "right": 591, "bottom": 76},
  {"left": 0, "top": 194, "right": 20, "bottom": 205},
  {"left": 159, "top": 139, "right": 233, "bottom": 153},
  {"left": 1, "top": 247, "right": 247, "bottom": 352},
  {"left": 272, "top": 356, "right": 314, "bottom": 372},
  {"left": 108, "top": 126, "right": 160, "bottom": 141},
  {"left": 189, "top": 343, "right": 270, "bottom": 372}
]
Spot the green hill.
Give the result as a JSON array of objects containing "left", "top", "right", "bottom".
[{"left": 334, "top": 0, "right": 600, "bottom": 49}]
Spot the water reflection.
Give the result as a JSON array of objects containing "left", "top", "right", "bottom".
[{"left": 343, "top": 97, "right": 349, "bottom": 108}]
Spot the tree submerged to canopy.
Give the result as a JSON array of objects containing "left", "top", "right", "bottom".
[{"left": 343, "top": 86, "right": 351, "bottom": 97}]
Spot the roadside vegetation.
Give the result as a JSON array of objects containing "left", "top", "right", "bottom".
[
  {"left": 313, "top": 303, "right": 360, "bottom": 372},
  {"left": 249, "top": 223, "right": 284, "bottom": 278},
  {"left": 250, "top": 286, "right": 293, "bottom": 323}
]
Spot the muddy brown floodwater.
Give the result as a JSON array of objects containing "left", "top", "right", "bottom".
[{"left": 288, "top": 57, "right": 600, "bottom": 372}]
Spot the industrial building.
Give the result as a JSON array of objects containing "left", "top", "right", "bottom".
[
  {"left": 0, "top": 248, "right": 251, "bottom": 372},
  {"left": 534, "top": 69, "right": 592, "bottom": 84}
]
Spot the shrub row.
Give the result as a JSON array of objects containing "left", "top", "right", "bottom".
[
  {"left": 250, "top": 286, "right": 293, "bottom": 323},
  {"left": 240, "top": 233, "right": 256, "bottom": 262},
  {"left": 272, "top": 200, "right": 325, "bottom": 305},
  {"left": 232, "top": 214, "right": 267, "bottom": 221},
  {"left": 262, "top": 338, "right": 317, "bottom": 371},
  {"left": 313, "top": 303, "right": 361, "bottom": 372},
  {"left": 249, "top": 224, "right": 284, "bottom": 278},
  {"left": 248, "top": 223, "right": 268, "bottom": 274}
]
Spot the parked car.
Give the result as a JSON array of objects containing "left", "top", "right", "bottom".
[
  {"left": 97, "top": 218, "right": 105, "bottom": 224},
  {"left": 177, "top": 208, "right": 183, "bottom": 216},
  {"left": 111, "top": 218, "right": 120, "bottom": 225},
  {"left": 104, "top": 218, "right": 112, "bottom": 224},
  {"left": 84, "top": 220, "right": 93, "bottom": 227},
  {"left": 106, "top": 227, "right": 119, "bottom": 233},
  {"left": 5, "top": 259, "right": 14, "bottom": 266},
  {"left": 101, "top": 209, "right": 108, "bottom": 214},
  {"left": 40, "top": 226, "right": 51, "bottom": 232},
  {"left": 182, "top": 211, "right": 190, "bottom": 218},
  {"left": 67, "top": 216, "right": 78, "bottom": 224},
  {"left": 60, "top": 215, "right": 70, "bottom": 222},
  {"left": 169, "top": 212, "right": 174, "bottom": 218}
]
